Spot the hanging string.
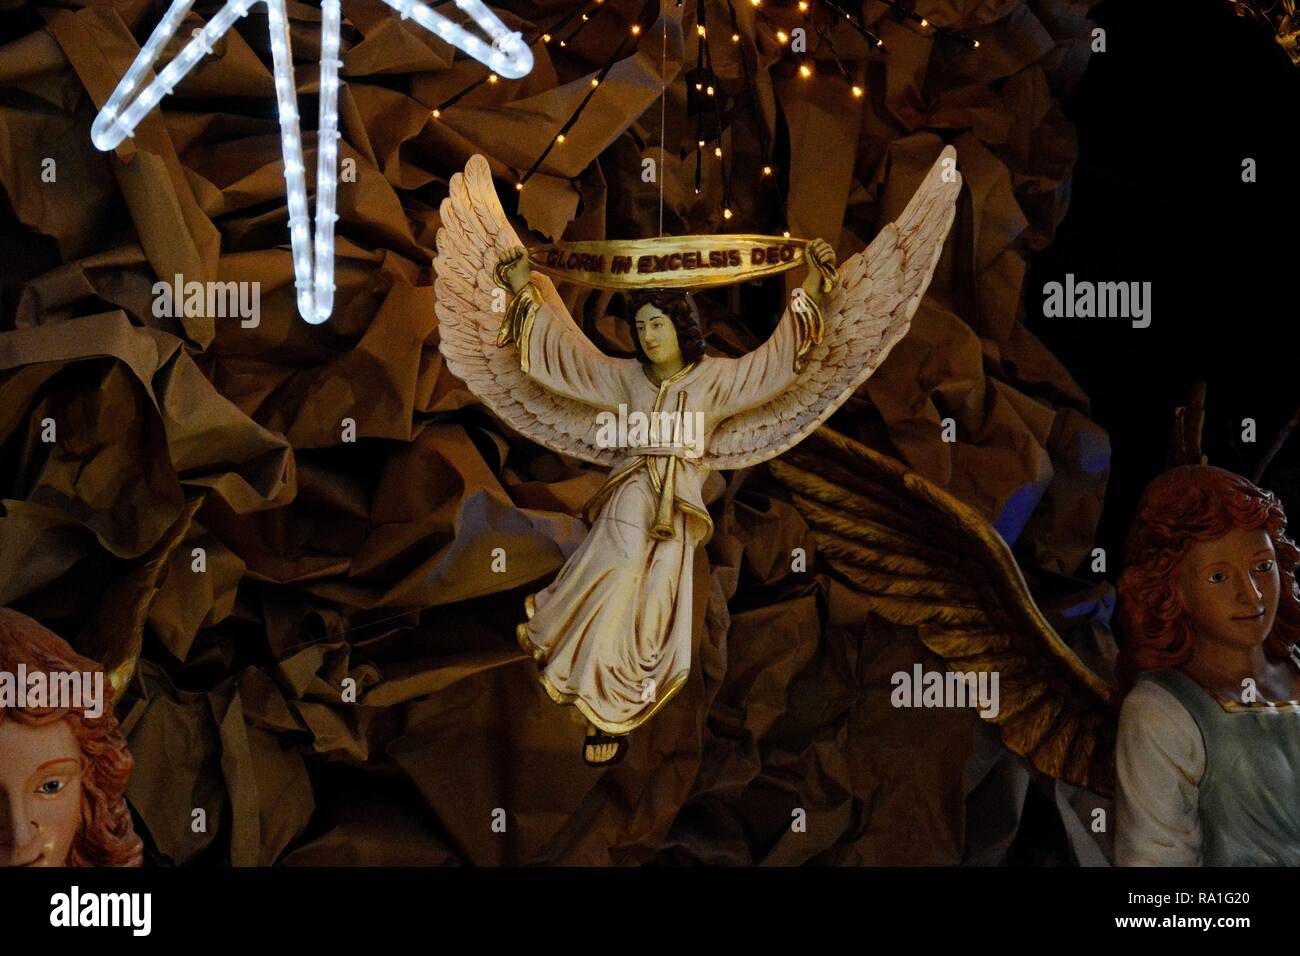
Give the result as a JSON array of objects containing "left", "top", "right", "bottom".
[{"left": 659, "top": 14, "right": 667, "bottom": 236}]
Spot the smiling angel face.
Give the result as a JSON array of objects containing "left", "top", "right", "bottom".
[
  {"left": 1177, "top": 526, "right": 1281, "bottom": 652},
  {"left": 0, "top": 719, "right": 84, "bottom": 867}
]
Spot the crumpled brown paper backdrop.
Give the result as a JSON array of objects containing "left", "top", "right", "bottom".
[{"left": 0, "top": 0, "right": 1110, "bottom": 864}]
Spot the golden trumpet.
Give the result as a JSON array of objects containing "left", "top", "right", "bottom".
[{"left": 650, "top": 392, "right": 688, "bottom": 540}]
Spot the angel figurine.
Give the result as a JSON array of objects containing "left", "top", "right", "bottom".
[
  {"left": 0, "top": 608, "right": 142, "bottom": 867},
  {"left": 435, "top": 149, "right": 960, "bottom": 765},
  {"left": 1113, "top": 465, "right": 1300, "bottom": 865},
  {"left": 770, "top": 406, "right": 1300, "bottom": 865}
]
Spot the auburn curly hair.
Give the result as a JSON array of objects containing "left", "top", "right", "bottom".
[
  {"left": 0, "top": 608, "right": 143, "bottom": 867},
  {"left": 624, "top": 289, "right": 706, "bottom": 365},
  {"left": 1116, "top": 465, "right": 1300, "bottom": 690}
]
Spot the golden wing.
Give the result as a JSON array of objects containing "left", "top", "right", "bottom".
[
  {"left": 768, "top": 426, "right": 1120, "bottom": 795},
  {"left": 435, "top": 155, "right": 622, "bottom": 466},
  {"left": 705, "top": 145, "right": 960, "bottom": 471}
]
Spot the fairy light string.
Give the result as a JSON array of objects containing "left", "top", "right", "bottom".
[
  {"left": 517, "top": 16, "right": 643, "bottom": 190},
  {"left": 431, "top": 0, "right": 610, "bottom": 120},
  {"left": 559, "top": 0, "right": 613, "bottom": 46},
  {"left": 697, "top": 4, "right": 734, "bottom": 219},
  {"left": 92, "top": 0, "right": 978, "bottom": 322},
  {"left": 810, "top": 14, "right": 862, "bottom": 97}
]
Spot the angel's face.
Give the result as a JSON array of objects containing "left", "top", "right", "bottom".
[
  {"left": 634, "top": 305, "right": 682, "bottom": 367},
  {"left": 1176, "top": 527, "right": 1280, "bottom": 653},
  {"left": 0, "top": 719, "right": 84, "bottom": 867}
]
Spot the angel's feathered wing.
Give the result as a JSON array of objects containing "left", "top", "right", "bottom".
[
  {"left": 705, "top": 146, "right": 961, "bottom": 471},
  {"left": 434, "top": 155, "right": 620, "bottom": 466},
  {"left": 769, "top": 427, "right": 1120, "bottom": 796}
]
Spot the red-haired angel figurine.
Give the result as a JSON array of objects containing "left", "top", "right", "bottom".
[
  {"left": 1114, "top": 466, "right": 1300, "bottom": 865},
  {"left": 0, "top": 608, "right": 142, "bottom": 867},
  {"left": 769, "top": 405, "right": 1300, "bottom": 865}
]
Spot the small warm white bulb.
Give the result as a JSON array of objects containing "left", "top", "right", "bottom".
[{"left": 799, "top": 64, "right": 812, "bottom": 78}]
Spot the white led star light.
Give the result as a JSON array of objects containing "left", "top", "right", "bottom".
[{"left": 91, "top": 0, "right": 533, "bottom": 325}]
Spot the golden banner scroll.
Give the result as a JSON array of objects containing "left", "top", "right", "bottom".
[{"left": 527, "top": 235, "right": 811, "bottom": 290}]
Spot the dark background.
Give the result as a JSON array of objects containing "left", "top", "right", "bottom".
[{"left": 1027, "top": 0, "right": 1300, "bottom": 569}]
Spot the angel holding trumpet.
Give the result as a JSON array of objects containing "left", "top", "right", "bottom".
[{"left": 435, "top": 148, "right": 961, "bottom": 765}]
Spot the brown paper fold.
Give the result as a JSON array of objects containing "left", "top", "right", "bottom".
[{"left": 0, "top": 0, "right": 1107, "bottom": 865}]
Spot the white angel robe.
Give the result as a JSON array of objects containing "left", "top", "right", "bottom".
[{"left": 514, "top": 275, "right": 802, "bottom": 734}]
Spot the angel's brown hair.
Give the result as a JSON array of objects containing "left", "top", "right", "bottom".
[
  {"left": 0, "top": 608, "right": 143, "bottom": 867},
  {"left": 624, "top": 289, "right": 706, "bottom": 365},
  {"left": 1115, "top": 466, "right": 1300, "bottom": 689}
]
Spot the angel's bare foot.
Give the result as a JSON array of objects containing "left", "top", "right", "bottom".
[{"left": 582, "top": 723, "right": 627, "bottom": 766}]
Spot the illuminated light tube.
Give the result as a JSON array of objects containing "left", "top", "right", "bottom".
[{"left": 90, "top": 0, "right": 533, "bottom": 324}]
